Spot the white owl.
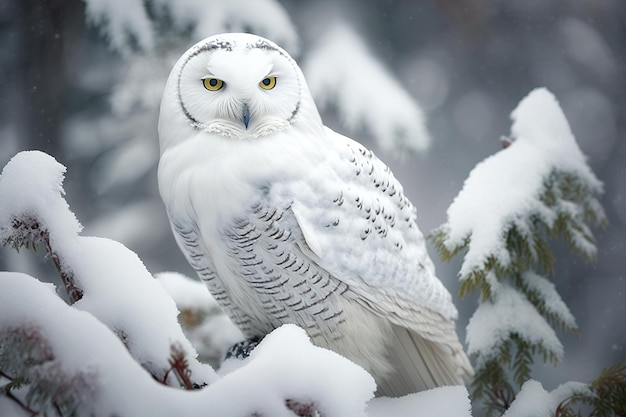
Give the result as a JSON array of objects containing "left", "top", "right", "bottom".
[{"left": 158, "top": 33, "right": 472, "bottom": 397}]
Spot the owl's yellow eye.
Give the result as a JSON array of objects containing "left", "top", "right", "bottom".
[
  {"left": 203, "top": 78, "right": 224, "bottom": 91},
  {"left": 259, "top": 76, "right": 276, "bottom": 90}
]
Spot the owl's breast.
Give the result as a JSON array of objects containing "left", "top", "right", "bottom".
[
  {"left": 159, "top": 129, "right": 345, "bottom": 329},
  {"left": 159, "top": 129, "right": 320, "bottom": 223}
]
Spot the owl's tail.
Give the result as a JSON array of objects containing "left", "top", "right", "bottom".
[{"left": 376, "top": 325, "right": 474, "bottom": 397}]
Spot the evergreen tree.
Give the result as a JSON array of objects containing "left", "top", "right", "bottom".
[{"left": 431, "top": 88, "right": 624, "bottom": 415}]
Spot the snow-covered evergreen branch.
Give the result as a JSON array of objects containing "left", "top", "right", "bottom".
[
  {"left": 431, "top": 88, "right": 608, "bottom": 414},
  {"left": 432, "top": 88, "right": 605, "bottom": 299},
  {"left": 304, "top": 23, "right": 431, "bottom": 155}
]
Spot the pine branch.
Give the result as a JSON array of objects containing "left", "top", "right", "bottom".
[
  {"left": 2, "top": 388, "right": 38, "bottom": 417},
  {"left": 556, "top": 362, "right": 626, "bottom": 417},
  {"left": 517, "top": 272, "right": 579, "bottom": 334},
  {"left": 485, "top": 385, "right": 515, "bottom": 417},
  {"left": 590, "top": 362, "right": 626, "bottom": 417},
  {"left": 432, "top": 169, "right": 606, "bottom": 292},
  {"left": 7, "top": 216, "right": 83, "bottom": 303},
  {"left": 1, "top": 326, "right": 71, "bottom": 417},
  {"left": 470, "top": 356, "right": 515, "bottom": 416}
]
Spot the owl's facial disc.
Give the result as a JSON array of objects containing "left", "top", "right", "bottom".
[{"left": 176, "top": 35, "right": 302, "bottom": 139}]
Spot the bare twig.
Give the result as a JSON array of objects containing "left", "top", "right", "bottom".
[
  {"left": 41, "top": 229, "right": 83, "bottom": 304},
  {"left": 166, "top": 343, "right": 194, "bottom": 390}
]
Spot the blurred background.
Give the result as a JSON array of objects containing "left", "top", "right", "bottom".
[{"left": 0, "top": 0, "right": 624, "bottom": 398}]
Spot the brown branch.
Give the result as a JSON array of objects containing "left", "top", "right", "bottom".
[
  {"left": 10, "top": 216, "right": 83, "bottom": 304},
  {"left": 5, "top": 390, "right": 38, "bottom": 416},
  {"left": 1, "top": 371, "right": 38, "bottom": 417},
  {"left": 41, "top": 228, "right": 83, "bottom": 304},
  {"left": 485, "top": 384, "right": 514, "bottom": 414},
  {"left": 52, "top": 400, "right": 64, "bottom": 417},
  {"left": 166, "top": 343, "right": 194, "bottom": 390},
  {"left": 555, "top": 399, "right": 567, "bottom": 417}
]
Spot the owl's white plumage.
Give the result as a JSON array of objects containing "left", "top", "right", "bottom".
[{"left": 158, "top": 33, "right": 472, "bottom": 396}]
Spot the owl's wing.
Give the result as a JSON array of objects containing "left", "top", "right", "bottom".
[
  {"left": 169, "top": 218, "right": 261, "bottom": 336},
  {"left": 285, "top": 127, "right": 472, "bottom": 389},
  {"left": 289, "top": 127, "right": 453, "bottom": 329}
]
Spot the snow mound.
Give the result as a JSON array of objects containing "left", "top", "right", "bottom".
[
  {"left": 368, "top": 385, "right": 472, "bottom": 417},
  {"left": 503, "top": 379, "right": 590, "bottom": 417},
  {"left": 0, "top": 273, "right": 377, "bottom": 416}
]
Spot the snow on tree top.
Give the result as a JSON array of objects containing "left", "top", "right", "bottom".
[
  {"left": 441, "top": 88, "right": 603, "bottom": 279},
  {"left": 510, "top": 88, "right": 601, "bottom": 181}
]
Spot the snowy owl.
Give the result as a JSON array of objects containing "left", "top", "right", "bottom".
[{"left": 158, "top": 33, "right": 472, "bottom": 396}]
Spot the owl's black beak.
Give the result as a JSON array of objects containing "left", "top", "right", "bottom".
[{"left": 242, "top": 104, "right": 250, "bottom": 129}]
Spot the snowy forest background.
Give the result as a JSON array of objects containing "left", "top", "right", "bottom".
[{"left": 0, "top": 0, "right": 625, "bottom": 415}]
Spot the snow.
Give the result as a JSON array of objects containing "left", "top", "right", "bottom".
[
  {"left": 0, "top": 271, "right": 129, "bottom": 413},
  {"left": 368, "top": 386, "right": 472, "bottom": 417},
  {"left": 0, "top": 273, "right": 376, "bottom": 416},
  {"left": 521, "top": 271, "right": 577, "bottom": 330},
  {"left": 84, "top": 0, "right": 299, "bottom": 56},
  {"left": 69, "top": 236, "right": 216, "bottom": 384},
  {"left": 502, "top": 379, "right": 590, "bottom": 417},
  {"left": 156, "top": 272, "right": 244, "bottom": 365},
  {"left": 442, "top": 88, "right": 603, "bottom": 279},
  {"left": 304, "top": 23, "right": 431, "bottom": 155},
  {"left": 83, "top": 0, "right": 154, "bottom": 54},
  {"left": 503, "top": 380, "right": 556, "bottom": 417},
  {"left": 218, "top": 324, "right": 375, "bottom": 417},
  {"left": 159, "top": 0, "right": 300, "bottom": 56},
  {"left": 0, "top": 151, "right": 82, "bottom": 245},
  {"left": 466, "top": 284, "right": 563, "bottom": 368},
  {"left": 158, "top": 271, "right": 219, "bottom": 309}
]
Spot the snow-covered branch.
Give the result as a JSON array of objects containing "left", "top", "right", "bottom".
[
  {"left": 431, "top": 88, "right": 608, "bottom": 414},
  {"left": 0, "top": 273, "right": 376, "bottom": 416},
  {"left": 82, "top": 0, "right": 299, "bottom": 56},
  {"left": 304, "top": 23, "right": 431, "bottom": 156},
  {"left": 0, "top": 151, "right": 213, "bottom": 387},
  {"left": 432, "top": 88, "right": 606, "bottom": 294}
]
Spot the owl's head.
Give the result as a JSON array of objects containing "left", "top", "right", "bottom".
[{"left": 159, "top": 33, "right": 322, "bottom": 149}]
